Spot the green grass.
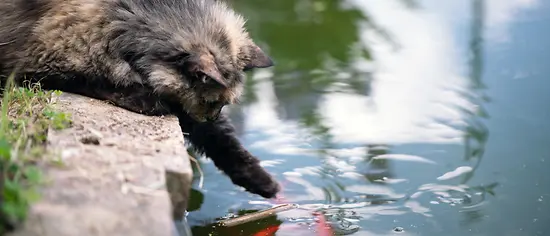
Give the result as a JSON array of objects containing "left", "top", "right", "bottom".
[{"left": 0, "top": 74, "right": 71, "bottom": 234}]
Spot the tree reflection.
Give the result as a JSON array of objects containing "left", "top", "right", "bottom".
[
  {"left": 456, "top": 0, "right": 497, "bottom": 227},
  {"left": 462, "top": 0, "right": 490, "bottom": 183},
  {"left": 228, "top": 0, "right": 378, "bottom": 113},
  {"left": 230, "top": 0, "right": 367, "bottom": 71},
  {"left": 407, "top": 0, "right": 496, "bottom": 228}
]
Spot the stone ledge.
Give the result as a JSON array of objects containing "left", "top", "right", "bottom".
[{"left": 7, "top": 92, "right": 193, "bottom": 236}]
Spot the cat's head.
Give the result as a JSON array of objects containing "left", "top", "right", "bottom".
[{"left": 107, "top": 0, "right": 273, "bottom": 122}]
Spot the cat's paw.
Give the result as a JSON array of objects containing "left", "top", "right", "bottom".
[
  {"left": 232, "top": 162, "right": 281, "bottom": 199},
  {"left": 246, "top": 174, "right": 281, "bottom": 199}
]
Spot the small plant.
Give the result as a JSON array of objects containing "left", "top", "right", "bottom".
[{"left": 0, "top": 74, "right": 71, "bottom": 234}]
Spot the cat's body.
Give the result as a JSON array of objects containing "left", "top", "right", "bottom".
[{"left": 0, "top": 0, "right": 280, "bottom": 198}]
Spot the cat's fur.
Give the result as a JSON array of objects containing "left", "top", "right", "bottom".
[{"left": 0, "top": 0, "right": 281, "bottom": 198}]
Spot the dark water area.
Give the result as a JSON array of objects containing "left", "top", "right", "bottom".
[{"left": 186, "top": 0, "right": 550, "bottom": 235}]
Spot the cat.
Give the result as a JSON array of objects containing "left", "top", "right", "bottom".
[{"left": 0, "top": 0, "right": 281, "bottom": 199}]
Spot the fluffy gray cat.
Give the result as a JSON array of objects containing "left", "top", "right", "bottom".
[{"left": 0, "top": 0, "right": 281, "bottom": 199}]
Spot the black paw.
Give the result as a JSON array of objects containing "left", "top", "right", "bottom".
[
  {"left": 245, "top": 174, "right": 281, "bottom": 199},
  {"left": 230, "top": 163, "right": 281, "bottom": 199}
]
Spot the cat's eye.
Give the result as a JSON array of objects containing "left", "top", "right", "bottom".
[
  {"left": 200, "top": 74, "right": 210, "bottom": 83},
  {"left": 196, "top": 71, "right": 228, "bottom": 87},
  {"left": 198, "top": 72, "right": 211, "bottom": 84}
]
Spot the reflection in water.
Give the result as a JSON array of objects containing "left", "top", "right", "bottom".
[
  {"left": 185, "top": 0, "right": 546, "bottom": 235},
  {"left": 230, "top": 0, "right": 380, "bottom": 122},
  {"left": 457, "top": 0, "right": 496, "bottom": 226},
  {"left": 191, "top": 208, "right": 284, "bottom": 236}
]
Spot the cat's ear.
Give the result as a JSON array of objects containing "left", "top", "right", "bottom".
[{"left": 243, "top": 44, "right": 274, "bottom": 71}]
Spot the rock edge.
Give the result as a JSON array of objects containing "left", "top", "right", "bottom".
[{"left": 8, "top": 92, "right": 193, "bottom": 236}]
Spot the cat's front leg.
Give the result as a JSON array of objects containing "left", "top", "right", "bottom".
[
  {"left": 176, "top": 110, "right": 281, "bottom": 199},
  {"left": 24, "top": 74, "right": 173, "bottom": 116}
]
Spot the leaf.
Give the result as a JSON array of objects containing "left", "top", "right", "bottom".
[
  {"left": 1, "top": 201, "right": 26, "bottom": 222},
  {"left": 0, "top": 139, "right": 11, "bottom": 160},
  {"left": 21, "top": 188, "right": 41, "bottom": 202},
  {"left": 23, "top": 167, "right": 42, "bottom": 184}
]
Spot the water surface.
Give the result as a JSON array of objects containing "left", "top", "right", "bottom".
[{"left": 186, "top": 0, "right": 550, "bottom": 235}]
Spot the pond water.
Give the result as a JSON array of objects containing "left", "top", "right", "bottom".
[{"left": 185, "top": 0, "right": 550, "bottom": 235}]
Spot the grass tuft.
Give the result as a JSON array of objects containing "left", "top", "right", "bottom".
[{"left": 0, "top": 74, "right": 71, "bottom": 235}]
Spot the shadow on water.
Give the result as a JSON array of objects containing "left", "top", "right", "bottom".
[{"left": 182, "top": 0, "right": 548, "bottom": 235}]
